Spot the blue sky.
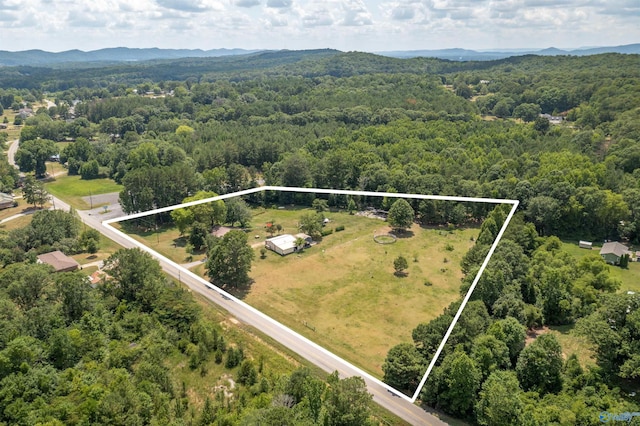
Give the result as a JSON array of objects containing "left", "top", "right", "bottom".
[{"left": 1, "top": 0, "right": 639, "bottom": 52}]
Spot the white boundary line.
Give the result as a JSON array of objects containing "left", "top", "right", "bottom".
[{"left": 103, "top": 186, "right": 518, "bottom": 404}]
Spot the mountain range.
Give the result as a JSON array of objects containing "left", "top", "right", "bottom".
[
  {"left": 0, "top": 44, "right": 638, "bottom": 67},
  {"left": 376, "top": 43, "right": 640, "bottom": 60}
]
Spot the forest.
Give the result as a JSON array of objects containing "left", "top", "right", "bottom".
[{"left": 1, "top": 49, "right": 640, "bottom": 425}]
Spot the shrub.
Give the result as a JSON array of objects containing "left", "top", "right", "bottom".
[
  {"left": 321, "top": 228, "right": 333, "bottom": 237},
  {"left": 335, "top": 225, "right": 345, "bottom": 232}
]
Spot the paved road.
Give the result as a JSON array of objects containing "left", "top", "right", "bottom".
[{"left": 6, "top": 138, "right": 448, "bottom": 425}]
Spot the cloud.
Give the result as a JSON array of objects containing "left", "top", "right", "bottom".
[
  {"left": 156, "top": 0, "right": 210, "bottom": 13},
  {"left": 391, "top": 6, "right": 415, "bottom": 20},
  {"left": 0, "top": 0, "right": 20, "bottom": 10},
  {"left": 302, "top": 8, "right": 333, "bottom": 27},
  {"left": 262, "top": 13, "right": 288, "bottom": 26},
  {"left": 341, "top": 0, "right": 373, "bottom": 26},
  {"left": 266, "top": 0, "right": 291, "bottom": 8},
  {"left": 235, "top": 0, "right": 260, "bottom": 6}
]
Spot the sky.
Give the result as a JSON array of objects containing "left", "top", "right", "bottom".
[{"left": 0, "top": 0, "right": 639, "bottom": 53}]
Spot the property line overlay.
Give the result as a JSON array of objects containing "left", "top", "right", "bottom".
[{"left": 103, "top": 185, "right": 518, "bottom": 404}]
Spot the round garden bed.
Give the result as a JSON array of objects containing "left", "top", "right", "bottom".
[{"left": 373, "top": 234, "right": 397, "bottom": 244}]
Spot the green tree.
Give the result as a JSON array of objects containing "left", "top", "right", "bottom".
[
  {"left": 79, "top": 228, "right": 101, "bottom": 254},
  {"left": 298, "top": 212, "right": 323, "bottom": 240},
  {"left": 312, "top": 198, "right": 328, "bottom": 212},
  {"left": 387, "top": 199, "right": 414, "bottom": 231},
  {"left": 513, "top": 103, "right": 541, "bottom": 122},
  {"left": 79, "top": 159, "right": 100, "bottom": 179},
  {"left": 422, "top": 347, "right": 481, "bottom": 416},
  {"left": 487, "top": 316, "right": 527, "bottom": 365},
  {"left": 55, "top": 272, "right": 93, "bottom": 324},
  {"left": 103, "top": 248, "right": 165, "bottom": 311},
  {"left": 206, "top": 230, "right": 254, "bottom": 288},
  {"left": 475, "top": 370, "right": 524, "bottom": 426},
  {"left": 471, "top": 334, "right": 510, "bottom": 379},
  {"left": 225, "top": 197, "right": 252, "bottom": 228},
  {"left": 515, "top": 333, "right": 563, "bottom": 394},
  {"left": 393, "top": 256, "right": 408, "bottom": 275},
  {"left": 189, "top": 222, "right": 209, "bottom": 252},
  {"left": 15, "top": 138, "right": 57, "bottom": 177},
  {"left": 22, "top": 175, "right": 48, "bottom": 208},
  {"left": 382, "top": 343, "right": 424, "bottom": 392},
  {"left": 322, "top": 375, "right": 372, "bottom": 426}
]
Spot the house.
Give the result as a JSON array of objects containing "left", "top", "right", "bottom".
[
  {"left": 599, "top": 242, "right": 631, "bottom": 265},
  {"left": 540, "top": 113, "right": 564, "bottom": 125},
  {"left": 579, "top": 240, "right": 593, "bottom": 249},
  {"left": 0, "top": 192, "right": 14, "bottom": 210},
  {"left": 265, "top": 233, "right": 312, "bottom": 256},
  {"left": 37, "top": 250, "right": 80, "bottom": 272}
]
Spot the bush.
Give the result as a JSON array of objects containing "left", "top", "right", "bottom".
[
  {"left": 445, "top": 243, "right": 454, "bottom": 251},
  {"left": 321, "top": 228, "right": 333, "bottom": 237},
  {"left": 335, "top": 225, "right": 345, "bottom": 232}
]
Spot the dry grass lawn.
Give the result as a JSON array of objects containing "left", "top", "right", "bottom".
[
  {"left": 122, "top": 205, "right": 479, "bottom": 378},
  {"left": 243, "top": 209, "right": 478, "bottom": 378}
]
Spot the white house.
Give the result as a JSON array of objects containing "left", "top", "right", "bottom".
[{"left": 265, "top": 233, "right": 312, "bottom": 256}]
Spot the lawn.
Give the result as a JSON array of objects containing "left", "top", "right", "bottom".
[
  {"left": 117, "top": 220, "right": 205, "bottom": 265},
  {"left": 0, "top": 110, "right": 21, "bottom": 141},
  {"left": 0, "top": 214, "right": 32, "bottom": 231},
  {"left": 243, "top": 208, "right": 477, "bottom": 378},
  {"left": 0, "top": 197, "right": 41, "bottom": 222},
  {"left": 70, "top": 233, "right": 122, "bottom": 266},
  {"left": 548, "top": 324, "right": 596, "bottom": 368},
  {"left": 561, "top": 241, "right": 640, "bottom": 294},
  {"left": 121, "top": 204, "right": 479, "bottom": 379},
  {"left": 44, "top": 174, "right": 122, "bottom": 210}
]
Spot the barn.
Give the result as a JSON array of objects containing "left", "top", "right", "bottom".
[{"left": 265, "top": 233, "right": 312, "bottom": 256}]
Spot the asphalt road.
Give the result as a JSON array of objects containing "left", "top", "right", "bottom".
[{"left": 6, "top": 138, "right": 448, "bottom": 425}]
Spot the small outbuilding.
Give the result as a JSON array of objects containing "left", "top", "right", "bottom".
[
  {"left": 37, "top": 250, "right": 80, "bottom": 272},
  {"left": 0, "top": 193, "right": 14, "bottom": 210},
  {"left": 265, "top": 233, "right": 312, "bottom": 256},
  {"left": 599, "top": 242, "right": 631, "bottom": 265},
  {"left": 579, "top": 240, "right": 593, "bottom": 249}
]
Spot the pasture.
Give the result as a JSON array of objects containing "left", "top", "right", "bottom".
[
  {"left": 244, "top": 207, "right": 478, "bottom": 378},
  {"left": 122, "top": 204, "right": 479, "bottom": 378},
  {"left": 44, "top": 175, "right": 122, "bottom": 210}
]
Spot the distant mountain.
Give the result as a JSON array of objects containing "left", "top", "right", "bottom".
[
  {"left": 377, "top": 43, "right": 640, "bottom": 60},
  {"left": 0, "top": 47, "right": 262, "bottom": 66},
  {"left": 0, "top": 44, "right": 638, "bottom": 67}
]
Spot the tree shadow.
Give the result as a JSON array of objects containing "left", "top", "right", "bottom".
[
  {"left": 217, "top": 279, "right": 255, "bottom": 300},
  {"left": 172, "top": 236, "right": 187, "bottom": 248},
  {"left": 391, "top": 229, "right": 415, "bottom": 239},
  {"left": 394, "top": 271, "right": 409, "bottom": 278}
]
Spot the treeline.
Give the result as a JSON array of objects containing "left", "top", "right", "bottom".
[{"left": 383, "top": 207, "right": 640, "bottom": 424}]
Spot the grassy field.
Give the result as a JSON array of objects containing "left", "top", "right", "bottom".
[
  {"left": 70, "top": 233, "right": 122, "bottom": 266},
  {"left": 0, "top": 109, "right": 21, "bottom": 141},
  {"left": 0, "top": 214, "right": 33, "bottom": 231},
  {"left": 44, "top": 174, "right": 122, "bottom": 210},
  {"left": 244, "top": 208, "right": 477, "bottom": 378},
  {"left": 122, "top": 205, "right": 478, "bottom": 378},
  {"left": 548, "top": 324, "right": 596, "bottom": 367},
  {"left": 117, "top": 220, "right": 205, "bottom": 265},
  {"left": 561, "top": 240, "right": 640, "bottom": 294}
]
